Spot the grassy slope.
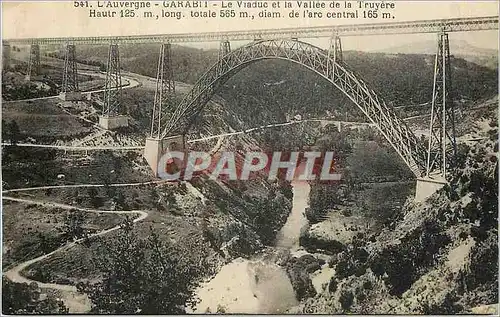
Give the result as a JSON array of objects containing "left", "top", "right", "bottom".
[{"left": 299, "top": 108, "right": 498, "bottom": 314}]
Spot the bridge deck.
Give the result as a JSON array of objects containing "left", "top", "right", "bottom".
[{"left": 4, "top": 16, "right": 498, "bottom": 45}]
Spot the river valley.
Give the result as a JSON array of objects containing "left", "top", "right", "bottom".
[
  {"left": 189, "top": 181, "right": 308, "bottom": 313},
  {"left": 190, "top": 181, "right": 318, "bottom": 314}
]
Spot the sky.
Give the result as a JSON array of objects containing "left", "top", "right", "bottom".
[{"left": 2, "top": 1, "right": 499, "bottom": 51}]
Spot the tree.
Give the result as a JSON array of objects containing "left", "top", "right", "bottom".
[
  {"left": 2, "top": 277, "right": 68, "bottom": 314},
  {"left": 87, "top": 187, "right": 103, "bottom": 208},
  {"left": 150, "top": 188, "right": 160, "bottom": 208},
  {"left": 5, "top": 120, "right": 20, "bottom": 145},
  {"left": 1, "top": 119, "right": 6, "bottom": 141},
  {"left": 308, "top": 183, "right": 342, "bottom": 223},
  {"left": 59, "top": 209, "right": 87, "bottom": 240},
  {"left": 102, "top": 177, "right": 116, "bottom": 197},
  {"left": 78, "top": 220, "right": 200, "bottom": 314},
  {"left": 113, "top": 191, "right": 128, "bottom": 210},
  {"left": 165, "top": 193, "right": 178, "bottom": 211}
]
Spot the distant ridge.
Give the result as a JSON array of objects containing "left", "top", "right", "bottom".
[
  {"left": 367, "top": 39, "right": 497, "bottom": 56},
  {"left": 367, "top": 40, "right": 498, "bottom": 69}
]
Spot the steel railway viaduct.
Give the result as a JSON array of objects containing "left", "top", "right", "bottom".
[{"left": 2, "top": 16, "right": 498, "bottom": 202}]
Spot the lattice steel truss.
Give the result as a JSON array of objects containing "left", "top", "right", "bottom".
[
  {"left": 103, "top": 44, "right": 122, "bottom": 116},
  {"left": 6, "top": 16, "right": 497, "bottom": 45},
  {"left": 219, "top": 40, "right": 231, "bottom": 59},
  {"left": 426, "top": 32, "right": 457, "bottom": 178},
  {"left": 62, "top": 44, "right": 79, "bottom": 93},
  {"left": 27, "top": 44, "right": 40, "bottom": 79},
  {"left": 327, "top": 34, "right": 343, "bottom": 79},
  {"left": 150, "top": 43, "right": 175, "bottom": 138},
  {"left": 161, "top": 39, "right": 428, "bottom": 176}
]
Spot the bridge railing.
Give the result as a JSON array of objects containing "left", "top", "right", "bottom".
[{"left": 3, "top": 16, "right": 498, "bottom": 45}]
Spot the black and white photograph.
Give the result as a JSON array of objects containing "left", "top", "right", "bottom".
[{"left": 1, "top": 1, "right": 498, "bottom": 314}]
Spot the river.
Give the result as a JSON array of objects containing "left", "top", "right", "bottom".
[
  {"left": 189, "top": 181, "right": 311, "bottom": 314},
  {"left": 276, "top": 181, "right": 311, "bottom": 250}
]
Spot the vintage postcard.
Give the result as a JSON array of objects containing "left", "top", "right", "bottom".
[{"left": 1, "top": 1, "right": 498, "bottom": 315}]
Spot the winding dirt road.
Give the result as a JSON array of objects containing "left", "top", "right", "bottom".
[
  {"left": 2, "top": 68, "right": 154, "bottom": 298},
  {"left": 3, "top": 70, "right": 140, "bottom": 104},
  {"left": 3, "top": 195, "right": 148, "bottom": 292},
  {"left": 3, "top": 180, "right": 171, "bottom": 194}
]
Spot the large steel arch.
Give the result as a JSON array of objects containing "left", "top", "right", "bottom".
[{"left": 162, "top": 39, "right": 427, "bottom": 176}]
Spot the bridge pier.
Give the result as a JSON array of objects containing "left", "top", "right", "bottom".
[
  {"left": 425, "top": 31, "right": 457, "bottom": 179},
  {"left": 219, "top": 40, "right": 231, "bottom": 58},
  {"left": 59, "top": 91, "right": 84, "bottom": 101},
  {"left": 25, "top": 43, "right": 40, "bottom": 81},
  {"left": 415, "top": 31, "right": 457, "bottom": 203},
  {"left": 150, "top": 43, "right": 175, "bottom": 138},
  {"left": 99, "top": 43, "right": 126, "bottom": 130},
  {"left": 415, "top": 176, "right": 447, "bottom": 202},
  {"left": 144, "top": 135, "right": 185, "bottom": 177},
  {"left": 59, "top": 43, "right": 84, "bottom": 101},
  {"left": 83, "top": 92, "right": 92, "bottom": 100},
  {"left": 326, "top": 33, "right": 343, "bottom": 79},
  {"left": 98, "top": 115, "right": 129, "bottom": 130}
]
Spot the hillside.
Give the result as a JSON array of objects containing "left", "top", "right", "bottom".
[
  {"left": 370, "top": 39, "right": 499, "bottom": 70},
  {"left": 55, "top": 43, "right": 498, "bottom": 128},
  {"left": 50, "top": 44, "right": 217, "bottom": 85},
  {"left": 293, "top": 108, "right": 498, "bottom": 314},
  {"left": 3, "top": 39, "right": 498, "bottom": 314}
]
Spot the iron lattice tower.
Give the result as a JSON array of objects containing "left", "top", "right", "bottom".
[
  {"left": 62, "top": 44, "right": 79, "bottom": 93},
  {"left": 27, "top": 43, "right": 40, "bottom": 79},
  {"left": 219, "top": 40, "right": 231, "bottom": 59},
  {"left": 103, "top": 44, "right": 122, "bottom": 116},
  {"left": 426, "top": 32, "right": 457, "bottom": 178},
  {"left": 326, "top": 34, "right": 343, "bottom": 79},
  {"left": 150, "top": 43, "right": 175, "bottom": 138}
]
